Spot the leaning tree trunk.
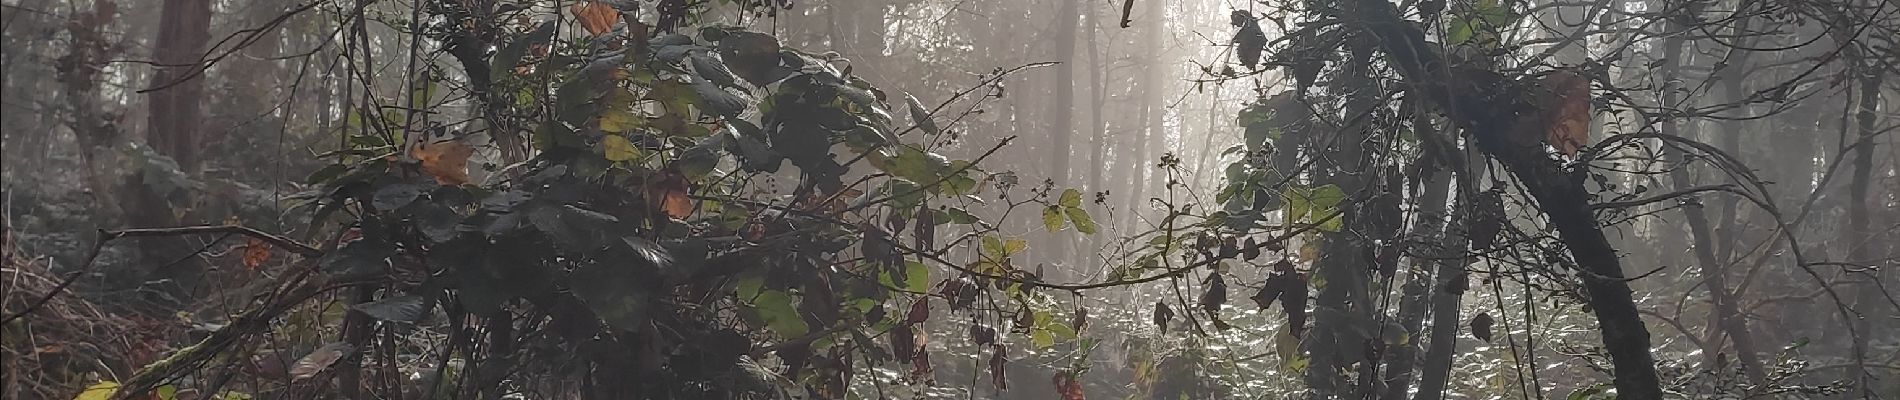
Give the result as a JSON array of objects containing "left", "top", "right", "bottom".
[{"left": 1343, "top": 0, "right": 1666, "bottom": 398}]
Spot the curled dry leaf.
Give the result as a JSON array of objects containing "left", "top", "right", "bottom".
[
  {"left": 905, "top": 298, "right": 930, "bottom": 325},
  {"left": 1471, "top": 312, "right": 1495, "bottom": 343},
  {"left": 412, "top": 137, "right": 474, "bottom": 185},
  {"left": 1539, "top": 69, "right": 1592, "bottom": 157},
  {"left": 1200, "top": 274, "right": 1227, "bottom": 315},
  {"left": 970, "top": 323, "right": 996, "bottom": 346},
  {"left": 891, "top": 323, "right": 916, "bottom": 363},
  {"left": 1153, "top": 301, "right": 1174, "bottom": 333},
  {"left": 569, "top": 1, "right": 620, "bottom": 37}
]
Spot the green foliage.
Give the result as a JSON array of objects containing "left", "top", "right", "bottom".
[{"left": 278, "top": 17, "right": 1097, "bottom": 399}]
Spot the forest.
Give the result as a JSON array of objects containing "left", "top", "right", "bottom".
[{"left": 0, "top": 0, "right": 1895, "bottom": 398}]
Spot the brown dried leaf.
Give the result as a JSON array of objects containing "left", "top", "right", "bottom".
[
  {"left": 645, "top": 170, "right": 694, "bottom": 219},
  {"left": 1054, "top": 371, "right": 1086, "bottom": 400},
  {"left": 412, "top": 137, "right": 475, "bottom": 185},
  {"left": 240, "top": 237, "right": 271, "bottom": 270},
  {"left": 568, "top": 1, "right": 620, "bottom": 37},
  {"left": 905, "top": 298, "right": 930, "bottom": 325},
  {"left": 1540, "top": 70, "right": 1592, "bottom": 156}
]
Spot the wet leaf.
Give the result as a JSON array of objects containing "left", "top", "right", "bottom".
[
  {"left": 288, "top": 342, "right": 355, "bottom": 380},
  {"left": 349, "top": 295, "right": 430, "bottom": 323}
]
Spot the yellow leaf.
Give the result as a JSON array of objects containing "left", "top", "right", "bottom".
[
  {"left": 568, "top": 1, "right": 620, "bottom": 37},
  {"left": 411, "top": 137, "right": 475, "bottom": 185},
  {"left": 73, "top": 381, "right": 117, "bottom": 400},
  {"left": 600, "top": 109, "right": 640, "bottom": 133},
  {"left": 601, "top": 135, "right": 640, "bottom": 162}
]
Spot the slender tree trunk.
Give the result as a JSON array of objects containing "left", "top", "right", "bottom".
[
  {"left": 1842, "top": 69, "right": 1883, "bottom": 399},
  {"left": 1413, "top": 144, "right": 1485, "bottom": 400},
  {"left": 1382, "top": 115, "right": 1453, "bottom": 400},
  {"left": 1655, "top": 12, "right": 1769, "bottom": 385},
  {"left": 1086, "top": 4, "right": 1107, "bottom": 194}
]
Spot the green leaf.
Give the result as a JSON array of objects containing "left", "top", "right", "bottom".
[
  {"left": 935, "top": 207, "right": 979, "bottom": 224},
  {"left": 569, "top": 262, "right": 652, "bottom": 332},
  {"left": 981, "top": 236, "right": 1005, "bottom": 256},
  {"left": 1047, "top": 321, "right": 1077, "bottom": 340},
  {"left": 1003, "top": 239, "right": 1027, "bottom": 256},
  {"left": 1042, "top": 205, "right": 1067, "bottom": 232},
  {"left": 372, "top": 183, "right": 427, "bottom": 211},
  {"left": 601, "top": 135, "right": 641, "bottom": 162},
  {"left": 1275, "top": 327, "right": 1307, "bottom": 372},
  {"left": 903, "top": 260, "right": 930, "bottom": 293},
  {"left": 1065, "top": 206, "right": 1097, "bottom": 235},
  {"left": 735, "top": 273, "right": 765, "bottom": 301},
  {"left": 1059, "top": 188, "right": 1083, "bottom": 208},
  {"left": 74, "top": 381, "right": 117, "bottom": 400},
  {"left": 1032, "top": 328, "right": 1055, "bottom": 349},
  {"left": 753, "top": 290, "right": 809, "bottom": 337},
  {"left": 692, "top": 79, "right": 746, "bottom": 118}
]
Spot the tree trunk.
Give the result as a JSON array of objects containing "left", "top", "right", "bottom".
[
  {"left": 1654, "top": 13, "right": 1769, "bottom": 385},
  {"left": 135, "top": 0, "right": 214, "bottom": 304},
  {"left": 1382, "top": 115, "right": 1454, "bottom": 400},
  {"left": 1346, "top": 0, "right": 1666, "bottom": 398},
  {"left": 1841, "top": 68, "right": 1883, "bottom": 399},
  {"left": 1413, "top": 144, "right": 1486, "bottom": 400}
]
